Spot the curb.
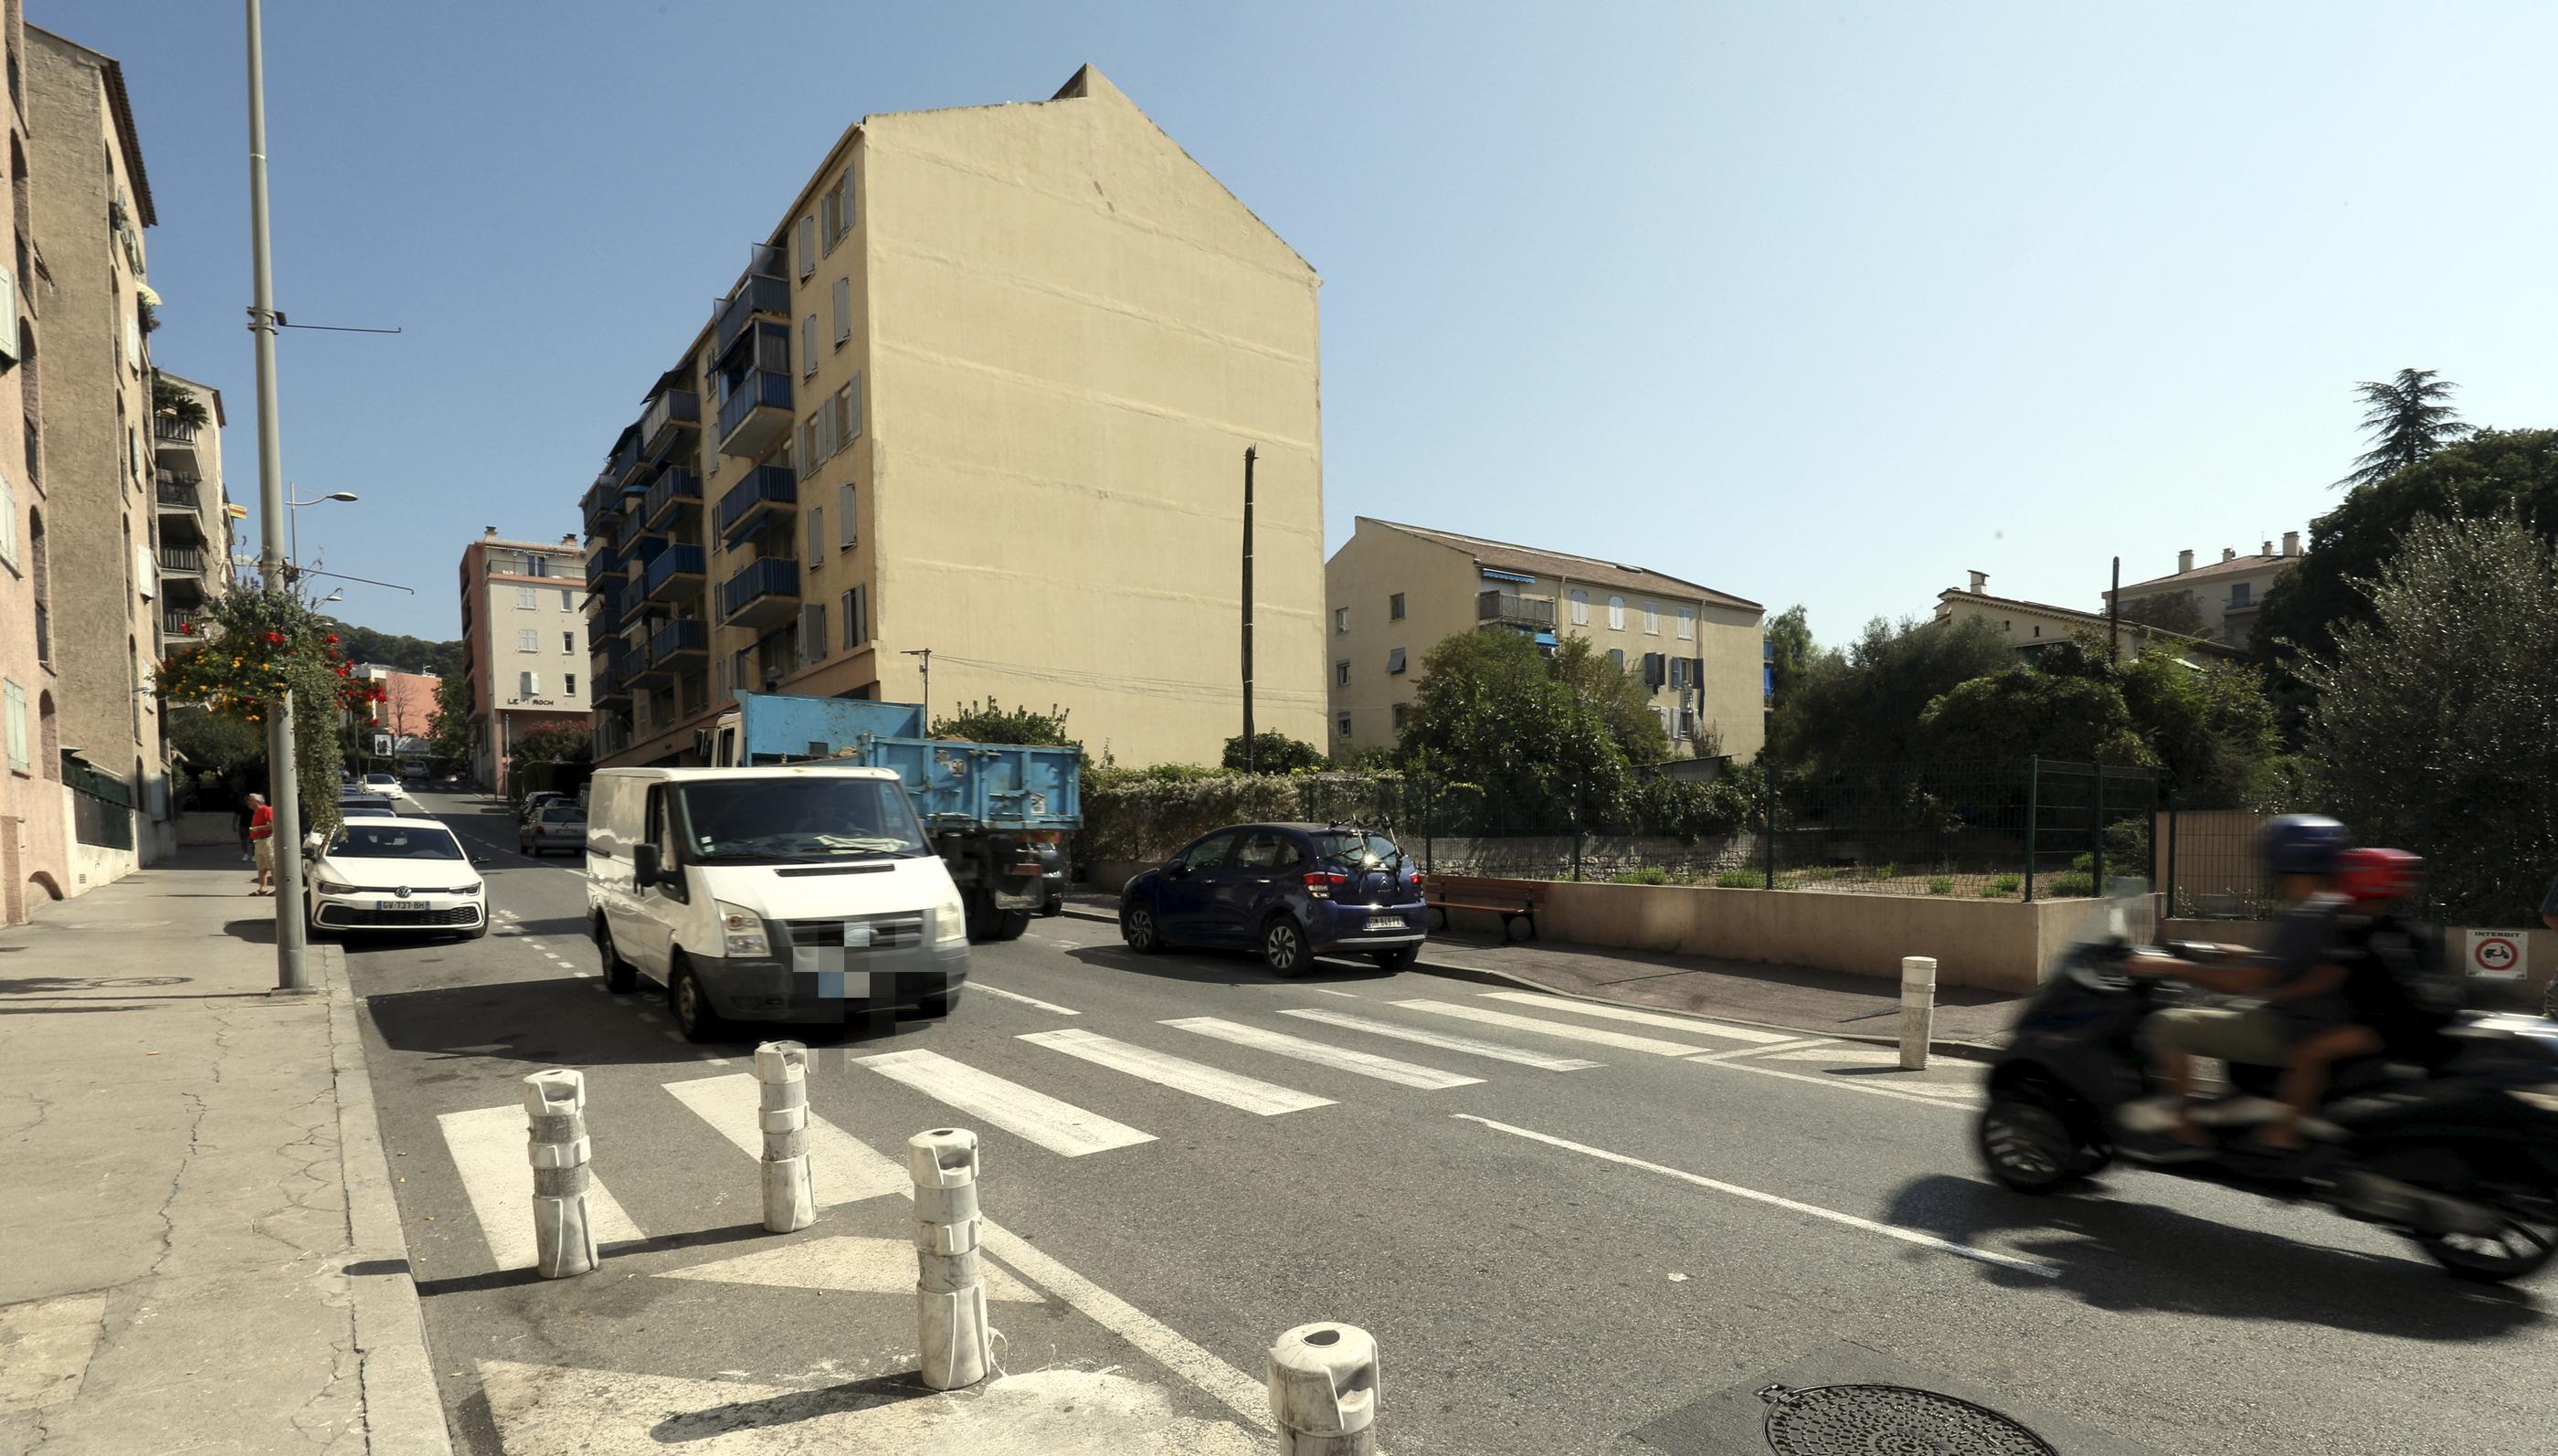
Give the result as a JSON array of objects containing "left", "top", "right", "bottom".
[
  {"left": 322, "top": 944, "right": 455, "bottom": 1456},
  {"left": 1058, "top": 901, "right": 2003, "bottom": 1064}
]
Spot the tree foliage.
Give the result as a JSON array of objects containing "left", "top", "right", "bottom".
[
  {"left": 2116, "top": 653, "right": 2286, "bottom": 807},
  {"left": 153, "top": 588, "right": 384, "bottom": 836},
  {"left": 929, "top": 698, "right": 1079, "bottom": 750},
  {"left": 2338, "top": 367, "right": 2471, "bottom": 491},
  {"left": 1221, "top": 731, "right": 1327, "bottom": 773},
  {"left": 2113, "top": 590, "right": 2210, "bottom": 638},
  {"left": 1401, "top": 630, "right": 1636, "bottom": 831},
  {"left": 1766, "top": 616, "right": 2013, "bottom": 770},
  {"left": 167, "top": 710, "right": 265, "bottom": 776},
  {"left": 427, "top": 672, "right": 472, "bottom": 771},
  {"left": 1919, "top": 663, "right": 2154, "bottom": 768},
  {"left": 323, "top": 617, "right": 462, "bottom": 678},
  {"left": 2299, "top": 515, "right": 2558, "bottom": 920},
  {"left": 2255, "top": 427, "right": 2558, "bottom": 695}
]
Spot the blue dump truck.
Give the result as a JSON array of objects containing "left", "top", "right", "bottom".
[{"left": 703, "top": 693, "right": 1080, "bottom": 943}]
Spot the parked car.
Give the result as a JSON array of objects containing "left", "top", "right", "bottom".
[
  {"left": 519, "top": 803, "right": 587, "bottom": 857},
  {"left": 363, "top": 771, "right": 403, "bottom": 797},
  {"left": 519, "top": 790, "right": 566, "bottom": 821},
  {"left": 338, "top": 793, "right": 397, "bottom": 818},
  {"left": 585, "top": 765, "right": 971, "bottom": 1040},
  {"left": 1118, "top": 823, "right": 1425, "bottom": 976},
  {"left": 302, "top": 815, "right": 487, "bottom": 940}
]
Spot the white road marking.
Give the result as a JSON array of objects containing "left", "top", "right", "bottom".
[
  {"left": 1454, "top": 1114, "right": 2059, "bottom": 1279},
  {"left": 1764, "top": 1045, "right": 1908, "bottom": 1065},
  {"left": 971, "top": 983, "right": 1083, "bottom": 1016},
  {"left": 1476, "top": 990, "right": 1795, "bottom": 1042},
  {"left": 1709, "top": 1057, "right": 1982, "bottom": 1110},
  {"left": 1393, "top": 999, "right": 1718, "bottom": 1057},
  {"left": 635, "top": 1011, "right": 661, "bottom": 1024},
  {"left": 1020, "top": 1029, "right": 1333, "bottom": 1115},
  {"left": 854, "top": 1050, "right": 1157, "bottom": 1157},
  {"left": 1161, "top": 1018, "right": 1483, "bottom": 1090},
  {"left": 1277, "top": 1008, "right": 1603, "bottom": 1071},
  {"left": 1688, "top": 1036, "right": 1832, "bottom": 1064},
  {"left": 437, "top": 1105, "right": 643, "bottom": 1271},
  {"left": 1307, "top": 987, "right": 1363, "bottom": 999},
  {"left": 661, "top": 1074, "right": 908, "bottom": 1204},
  {"left": 656, "top": 1235, "right": 1042, "bottom": 1301}
]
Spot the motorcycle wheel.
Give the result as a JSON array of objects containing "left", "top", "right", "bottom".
[
  {"left": 1978, "top": 1088, "right": 2081, "bottom": 1195},
  {"left": 2415, "top": 1189, "right": 2558, "bottom": 1284}
]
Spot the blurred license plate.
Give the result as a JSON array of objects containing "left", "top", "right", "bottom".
[
  {"left": 376, "top": 900, "right": 428, "bottom": 912},
  {"left": 1366, "top": 915, "right": 1401, "bottom": 931}
]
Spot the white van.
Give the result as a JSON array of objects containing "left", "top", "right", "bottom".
[{"left": 586, "top": 765, "right": 970, "bottom": 1040}]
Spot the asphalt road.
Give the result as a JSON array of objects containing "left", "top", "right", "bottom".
[{"left": 343, "top": 790, "right": 2554, "bottom": 1456}]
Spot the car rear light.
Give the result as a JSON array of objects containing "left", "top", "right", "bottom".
[{"left": 1304, "top": 870, "right": 1349, "bottom": 898}]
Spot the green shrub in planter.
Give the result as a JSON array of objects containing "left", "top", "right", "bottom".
[
  {"left": 1612, "top": 867, "right": 1675, "bottom": 885},
  {"left": 1928, "top": 877, "right": 1954, "bottom": 895}
]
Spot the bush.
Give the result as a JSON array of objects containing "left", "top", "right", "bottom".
[
  {"left": 1876, "top": 861, "right": 1899, "bottom": 881},
  {"left": 1977, "top": 883, "right": 2008, "bottom": 898},
  {"left": 1612, "top": 867, "right": 1675, "bottom": 885},
  {"left": 1992, "top": 873, "right": 2023, "bottom": 895},
  {"left": 1927, "top": 877, "right": 1953, "bottom": 895},
  {"left": 1221, "top": 731, "right": 1327, "bottom": 774},
  {"left": 1715, "top": 869, "right": 1772, "bottom": 889},
  {"left": 2046, "top": 871, "right": 2097, "bottom": 898}
]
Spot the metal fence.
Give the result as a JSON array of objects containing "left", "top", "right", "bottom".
[
  {"left": 69, "top": 762, "right": 133, "bottom": 850},
  {"left": 1271, "top": 759, "right": 2160, "bottom": 897},
  {"left": 2161, "top": 776, "right": 2558, "bottom": 925}
]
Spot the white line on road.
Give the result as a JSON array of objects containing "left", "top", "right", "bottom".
[
  {"left": 1707, "top": 1056, "right": 1980, "bottom": 1110},
  {"left": 437, "top": 1105, "right": 644, "bottom": 1271},
  {"left": 1394, "top": 999, "right": 1719, "bottom": 1057},
  {"left": 1021, "top": 1029, "right": 1334, "bottom": 1115},
  {"left": 1687, "top": 1036, "right": 1832, "bottom": 1064},
  {"left": 1453, "top": 1114, "right": 2059, "bottom": 1279},
  {"left": 662, "top": 1073, "right": 908, "bottom": 1204},
  {"left": 1277, "top": 1008, "right": 1603, "bottom": 1071},
  {"left": 1161, "top": 1017, "right": 1484, "bottom": 1090},
  {"left": 854, "top": 1049, "right": 1157, "bottom": 1156},
  {"left": 1476, "top": 990, "right": 1796, "bottom": 1042},
  {"left": 969, "top": 983, "right": 1083, "bottom": 1017},
  {"left": 1307, "top": 987, "right": 1363, "bottom": 999}
]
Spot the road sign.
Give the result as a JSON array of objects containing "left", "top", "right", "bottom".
[
  {"left": 2465, "top": 928, "right": 2530, "bottom": 979},
  {"left": 374, "top": 733, "right": 392, "bottom": 757}
]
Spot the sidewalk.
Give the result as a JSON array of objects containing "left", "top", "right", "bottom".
[
  {"left": 0, "top": 849, "right": 445, "bottom": 1456},
  {"left": 1062, "top": 892, "right": 2026, "bottom": 1052}
]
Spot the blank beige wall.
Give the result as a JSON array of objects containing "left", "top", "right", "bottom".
[{"left": 862, "top": 74, "right": 1324, "bottom": 765}]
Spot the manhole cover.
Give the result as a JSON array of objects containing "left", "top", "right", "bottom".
[{"left": 1759, "top": 1382, "right": 2056, "bottom": 1455}]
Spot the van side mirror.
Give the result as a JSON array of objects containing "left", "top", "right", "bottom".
[{"left": 632, "top": 843, "right": 661, "bottom": 887}]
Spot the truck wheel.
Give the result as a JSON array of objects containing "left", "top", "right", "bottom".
[
  {"left": 996, "top": 910, "right": 1030, "bottom": 942},
  {"left": 963, "top": 889, "right": 998, "bottom": 943},
  {"left": 597, "top": 920, "right": 638, "bottom": 993}
]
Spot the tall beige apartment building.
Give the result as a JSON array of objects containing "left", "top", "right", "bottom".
[
  {"left": 584, "top": 66, "right": 1323, "bottom": 770},
  {"left": 0, "top": 0, "right": 65, "bottom": 922},
  {"left": 456, "top": 530, "right": 589, "bottom": 795},
  {"left": 24, "top": 24, "right": 176, "bottom": 882},
  {"left": 1325, "top": 518, "right": 1768, "bottom": 763},
  {"left": 151, "top": 372, "right": 235, "bottom": 649}
]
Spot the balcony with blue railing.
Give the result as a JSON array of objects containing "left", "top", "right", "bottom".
[
  {"left": 716, "top": 464, "right": 798, "bottom": 543},
  {"left": 642, "top": 543, "right": 706, "bottom": 603},
  {"left": 587, "top": 578, "right": 627, "bottom": 625},
  {"left": 715, "top": 368, "right": 793, "bottom": 459},
  {"left": 640, "top": 388, "right": 701, "bottom": 461},
  {"left": 714, "top": 271, "right": 790, "bottom": 359},
  {"left": 642, "top": 468, "right": 702, "bottom": 530},
  {"left": 721, "top": 556, "right": 799, "bottom": 629},
  {"left": 650, "top": 617, "right": 709, "bottom": 668},
  {"left": 592, "top": 647, "right": 632, "bottom": 704}
]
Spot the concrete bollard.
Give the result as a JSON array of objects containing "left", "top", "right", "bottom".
[
  {"left": 755, "top": 1040, "right": 816, "bottom": 1233},
  {"left": 1899, "top": 955, "right": 1938, "bottom": 1071},
  {"left": 1268, "top": 1322, "right": 1379, "bottom": 1456},
  {"left": 909, "top": 1127, "right": 992, "bottom": 1390},
  {"left": 523, "top": 1069, "right": 599, "bottom": 1279}
]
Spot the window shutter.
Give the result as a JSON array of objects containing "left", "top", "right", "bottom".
[
  {"left": 820, "top": 187, "right": 838, "bottom": 246},
  {"left": 832, "top": 278, "right": 851, "bottom": 343},
  {"left": 842, "top": 374, "right": 861, "bottom": 440},
  {"left": 801, "top": 604, "right": 827, "bottom": 665},
  {"left": 808, "top": 505, "right": 824, "bottom": 562},
  {"left": 801, "top": 316, "right": 817, "bottom": 376},
  {"left": 1386, "top": 648, "right": 1407, "bottom": 674},
  {"left": 5, "top": 681, "right": 26, "bottom": 772},
  {"left": 1689, "top": 657, "right": 1705, "bottom": 694},
  {"left": 837, "top": 483, "right": 857, "bottom": 548},
  {"left": 837, "top": 171, "right": 856, "bottom": 237},
  {"left": 523, "top": 671, "right": 539, "bottom": 697},
  {"left": 798, "top": 216, "right": 816, "bottom": 278},
  {"left": 0, "top": 476, "right": 16, "bottom": 568},
  {"left": 0, "top": 270, "right": 16, "bottom": 364}
]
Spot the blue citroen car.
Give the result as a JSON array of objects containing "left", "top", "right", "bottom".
[{"left": 1119, "top": 823, "right": 1426, "bottom": 976}]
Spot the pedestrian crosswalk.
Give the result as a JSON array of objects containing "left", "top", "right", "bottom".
[{"left": 419, "top": 990, "right": 1975, "bottom": 1277}]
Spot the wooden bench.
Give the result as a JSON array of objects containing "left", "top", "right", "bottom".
[{"left": 1424, "top": 875, "right": 1544, "bottom": 941}]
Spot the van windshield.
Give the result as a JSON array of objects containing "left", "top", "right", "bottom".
[{"left": 677, "top": 777, "right": 930, "bottom": 863}]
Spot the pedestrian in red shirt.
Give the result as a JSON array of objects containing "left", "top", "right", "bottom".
[{"left": 248, "top": 793, "right": 276, "bottom": 895}]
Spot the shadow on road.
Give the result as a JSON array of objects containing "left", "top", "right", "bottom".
[
  {"left": 1884, "top": 1172, "right": 2544, "bottom": 1340},
  {"left": 1062, "top": 941, "right": 1403, "bottom": 992},
  {"left": 364, "top": 974, "right": 937, "bottom": 1068}
]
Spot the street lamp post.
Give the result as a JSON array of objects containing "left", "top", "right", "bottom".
[{"left": 286, "top": 488, "right": 358, "bottom": 578}]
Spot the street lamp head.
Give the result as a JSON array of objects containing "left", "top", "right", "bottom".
[{"left": 324, "top": 491, "right": 358, "bottom": 502}]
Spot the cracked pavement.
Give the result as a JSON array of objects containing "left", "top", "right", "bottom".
[{"left": 0, "top": 850, "right": 431, "bottom": 1456}]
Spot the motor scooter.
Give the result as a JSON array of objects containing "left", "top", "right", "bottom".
[{"left": 1977, "top": 892, "right": 2558, "bottom": 1282}]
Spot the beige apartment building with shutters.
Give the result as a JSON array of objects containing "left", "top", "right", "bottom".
[
  {"left": 456, "top": 530, "right": 589, "bottom": 796},
  {"left": 1324, "top": 518, "right": 1767, "bottom": 764},
  {"left": 582, "top": 65, "right": 1323, "bottom": 771}
]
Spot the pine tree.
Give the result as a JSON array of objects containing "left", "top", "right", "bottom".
[{"left": 2337, "top": 367, "right": 2470, "bottom": 490}]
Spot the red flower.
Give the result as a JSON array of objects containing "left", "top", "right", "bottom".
[
  {"left": 180, "top": 622, "right": 194, "bottom": 635},
  {"left": 326, "top": 634, "right": 339, "bottom": 644},
  {"left": 265, "top": 631, "right": 285, "bottom": 645}
]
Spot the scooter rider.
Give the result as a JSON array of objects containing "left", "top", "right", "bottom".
[{"left": 2119, "top": 814, "right": 2357, "bottom": 1157}]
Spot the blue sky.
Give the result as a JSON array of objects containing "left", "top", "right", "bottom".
[{"left": 48, "top": 1, "right": 2558, "bottom": 644}]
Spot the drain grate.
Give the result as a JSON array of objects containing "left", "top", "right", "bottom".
[{"left": 1759, "top": 1382, "right": 2056, "bottom": 1455}]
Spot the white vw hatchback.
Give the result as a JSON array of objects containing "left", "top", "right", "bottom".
[{"left": 304, "top": 816, "right": 488, "bottom": 939}]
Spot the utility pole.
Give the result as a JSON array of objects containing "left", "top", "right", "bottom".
[
  {"left": 1241, "top": 446, "right": 1256, "bottom": 773},
  {"left": 903, "top": 648, "right": 932, "bottom": 728},
  {"left": 245, "top": 0, "right": 307, "bottom": 991},
  {"left": 2108, "top": 555, "right": 2121, "bottom": 665}
]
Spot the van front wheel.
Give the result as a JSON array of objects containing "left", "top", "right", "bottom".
[
  {"left": 669, "top": 959, "right": 722, "bottom": 1043},
  {"left": 597, "top": 920, "right": 638, "bottom": 993}
]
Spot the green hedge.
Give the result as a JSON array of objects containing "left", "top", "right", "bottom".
[{"left": 1082, "top": 769, "right": 1390, "bottom": 864}]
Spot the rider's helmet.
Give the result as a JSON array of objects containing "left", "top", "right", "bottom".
[
  {"left": 2334, "top": 847, "right": 2422, "bottom": 904},
  {"left": 2260, "top": 813, "right": 2349, "bottom": 878}
]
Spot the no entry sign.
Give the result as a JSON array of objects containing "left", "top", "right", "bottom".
[{"left": 2466, "top": 929, "right": 2530, "bottom": 979}]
